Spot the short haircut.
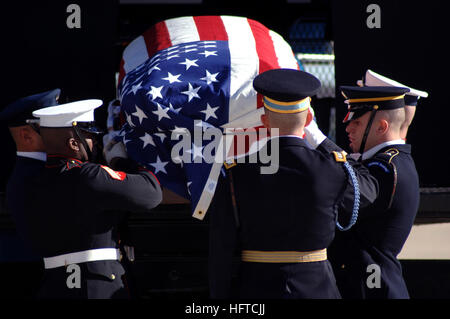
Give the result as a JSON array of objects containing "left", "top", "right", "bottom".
[{"left": 264, "top": 108, "right": 308, "bottom": 131}]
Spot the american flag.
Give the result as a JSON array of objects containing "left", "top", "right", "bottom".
[{"left": 117, "top": 16, "right": 299, "bottom": 220}]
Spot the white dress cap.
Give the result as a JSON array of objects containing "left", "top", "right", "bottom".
[
  {"left": 33, "top": 99, "right": 103, "bottom": 128},
  {"left": 360, "top": 69, "right": 428, "bottom": 98}
]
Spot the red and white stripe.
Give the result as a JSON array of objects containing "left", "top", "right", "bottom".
[
  {"left": 119, "top": 15, "right": 299, "bottom": 127},
  {"left": 118, "top": 16, "right": 299, "bottom": 220}
]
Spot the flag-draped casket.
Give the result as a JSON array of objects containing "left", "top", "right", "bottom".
[{"left": 117, "top": 16, "right": 299, "bottom": 219}]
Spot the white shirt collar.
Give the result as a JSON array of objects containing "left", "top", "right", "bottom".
[
  {"left": 361, "top": 139, "right": 405, "bottom": 161},
  {"left": 16, "top": 151, "right": 47, "bottom": 162}
]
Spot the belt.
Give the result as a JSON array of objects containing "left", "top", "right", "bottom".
[
  {"left": 241, "top": 249, "right": 327, "bottom": 263},
  {"left": 43, "top": 248, "right": 121, "bottom": 269}
]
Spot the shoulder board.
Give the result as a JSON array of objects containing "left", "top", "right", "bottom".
[
  {"left": 332, "top": 151, "right": 347, "bottom": 163},
  {"left": 100, "top": 165, "right": 127, "bottom": 181},
  {"left": 66, "top": 159, "right": 83, "bottom": 170},
  {"left": 224, "top": 159, "right": 237, "bottom": 170},
  {"left": 380, "top": 148, "right": 400, "bottom": 164},
  {"left": 366, "top": 148, "right": 400, "bottom": 168}
]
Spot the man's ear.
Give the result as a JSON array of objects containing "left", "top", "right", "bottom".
[
  {"left": 68, "top": 137, "right": 80, "bottom": 151},
  {"left": 261, "top": 113, "right": 269, "bottom": 128},
  {"left": 305, "top": 110, "right": 313, "bottom": 127},
  {"left": 378, "top": 119, "right": 389, "bottom": 135}
]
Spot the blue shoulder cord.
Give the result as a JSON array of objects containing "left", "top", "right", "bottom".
[{"left": 336, "top": 161, "right": 360, "bottom": 231}]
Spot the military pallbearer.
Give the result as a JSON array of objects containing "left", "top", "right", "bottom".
[
  {"left": 208, "top": 69, "right": 380, "bottom": 299},
  {"left": 22, "top": 99, "right": 162, "bottom": 299},
  {"left": 326, "top": 85, "right": 421, "bottom": 298}
]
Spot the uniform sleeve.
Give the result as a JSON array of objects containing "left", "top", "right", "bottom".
[
  {"left": 362, "top": 157, "right": 397, "bottom": 216},
  {"left": 316, "top": 137, "right": 345, "bottom": 153},
  {"left": 315, "top": 137, "right": 379, "bottom": 210},
  {"left": 338, "top": 157, "right": 396, "bottom": 223},
  {"left": 81, "top": 163, "right": 162, "bottom": 213},
  {"left": 338, "top": 158, "right": 379, "bottom": 215}
]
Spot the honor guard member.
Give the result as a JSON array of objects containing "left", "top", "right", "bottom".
[
  {"left": 1, "top": 89, "right": 60, "bottom": 252},
  {"left": 357, "top": 69, "right": 429, "bottom": 141},
  {"left": 317, "top": 86, "right": 419, "bottom": 298},
  {"left": 209, "top": 69, "right": 379, "bottom": 299},
  {"left": 23, "top": 100, "right": 162, "bottom": 299}
]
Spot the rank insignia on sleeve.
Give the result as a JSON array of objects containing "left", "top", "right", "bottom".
[
  {"left": 367, "top": 161, "right": 390, "bottom": 173},
  {"left": 101, "top": 165, "right": 127, "bottom": 181},
  {"left": 332, "top": 151, "right": 348, "bottom": 163}
]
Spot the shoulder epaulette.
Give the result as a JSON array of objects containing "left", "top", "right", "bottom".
[
  {"left": 224, "top": 159, "right": 237, "bottom": 169},
  {"left": 332, "top": 151, "right": 347, "bottom": 163},
  {"left": 66, "top": 159, "right": 83, "bottom": 170},
  {"left": 366, "top": 148, "right": 399, "bottom": 167},
  {"left": 381, "top": 148, "right": 400, "bottom": 164}
]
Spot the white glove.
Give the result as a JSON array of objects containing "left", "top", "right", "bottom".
[
  {"left": 304, "top": 107, "right": 326, "bottom": 149},
  {"left": 103, "top": 141, "right": 128, "bottom": 165},
  {"left": 102, "top": 131, "right": 120, "bottom": 147}
]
